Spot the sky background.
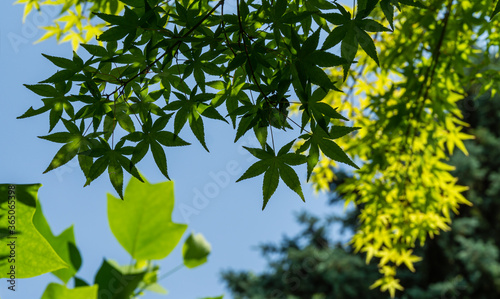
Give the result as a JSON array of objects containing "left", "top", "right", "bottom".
[{"left": 0, "top": 1, "right": 350, "bottom": 298}]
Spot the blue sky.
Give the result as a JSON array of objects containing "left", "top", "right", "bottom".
[{"left": 0, "top": 1, "right": 350, "bottom": 298}]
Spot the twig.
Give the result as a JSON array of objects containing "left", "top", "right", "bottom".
[
  {"left": 93, "top": 0, "right": 223, "bottom": 148},
  {"left": 221, "top": 0, "right": 236, "bottom": 56},
  {"left": 398, "top": 0, "right": 454, "bottom": 197},
  {"left": 105, "top": 0, "right": 224, "bottom": 116}
]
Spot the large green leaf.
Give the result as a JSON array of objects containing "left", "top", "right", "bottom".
[
  {"left": 0, "top": 184, "right": 67, "bottom": 279},
  {"left": 107, "top": 176, "right": 187, "bottom": 260},
  {"left": 41, "top": 283, "right": 98, "bottom": 299},
  {"left": 32, "top": 201, "right": 82, "bottom": 284},
  {"left": 182, "top": 233, "right": 211, "bottom": 269}
]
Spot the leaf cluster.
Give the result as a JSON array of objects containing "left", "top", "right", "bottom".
[{"left": 22, "top": 0, "right": 409, "bottom": 207}]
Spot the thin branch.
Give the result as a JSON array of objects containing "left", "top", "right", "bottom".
[
  {"left": 398, "top": 0, "right": 454, "bottom": 197},
  {"left": 221, "top": 0, "right": 236, "bottom": 56},
  {"left": 405, "top": 0, "right": 453, "bottom": 151},
  {"left": 133, "top": 263, "right": 185, "bottom": 297},
  {"left": 94, "top": 0, "right": 223, "bottom": 148},
  {"left": 106, "top": 0, "right": 224, "bottom": 110}
]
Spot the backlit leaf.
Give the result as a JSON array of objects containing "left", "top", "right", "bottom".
[
  {"left": 0, "top": 184, "right": 67, "bottom": 278},
  {"left": 182, "top": 233, "right": 211, "bottom": 269},
  {"left": 107, "top": 176, "right": 187, "bottom": 260}
]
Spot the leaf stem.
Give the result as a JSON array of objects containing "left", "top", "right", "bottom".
[
  {"left": 134, "top": 263, "right": 185, "bottom": 296},
  {"left": 157, "top": 263, "right": 185, "bottom": 281}
]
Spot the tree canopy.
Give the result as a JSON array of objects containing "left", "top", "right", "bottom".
[{"left": 17, "top": 0, "right": 500, "bottom": 296}]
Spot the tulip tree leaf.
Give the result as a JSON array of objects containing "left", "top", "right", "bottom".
[
  {"left": 107, "top": 176, "right": 187, "bottom": 260},
  {"left": 32, "top": 201, "right": 82, "bottom": 284},
  {"left": 0, "top": 184, "right": 67, "bottom": 278},
  {"left": 41, "top": 283, "right": 98, "bottom": 299}
]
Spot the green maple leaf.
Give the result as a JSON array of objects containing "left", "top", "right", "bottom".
[
  {"left": 82, "top": 137, "right": 143, "bottom": 198},
  {"left": 39, "top": 119, "right": 102, "bottom": 180},
  {"left": 164, "top": 88, "right": 227, "bottom": 152},
  {"left": 299, "top": 126, "right": 359, "bottom": 180},
  {"left": 122, "top": 113, "right": 190, "bottom": 182},
  {"left": 237, "top": 141, "right": 307, "bottom": 210},
  {"left": 301, "top": 88, "right": 348, "bottom": 132},
  {"left": 21, "top": 84, "right": 74, "bottom": 131}
]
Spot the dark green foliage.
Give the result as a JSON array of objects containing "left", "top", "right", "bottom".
[
  {"left": 237, "top": 141, "right": 307, "bottom": 209},
  {"left": 21, "top": 0, "right": 408, "bottom": 205}
]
